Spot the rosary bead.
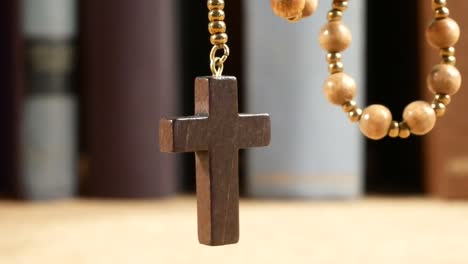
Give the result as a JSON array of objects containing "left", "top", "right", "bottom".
[
  {"left": 388, "top": 121, "right": 400, "bottom": 138},
  {"left": 342, "top": 100, "right": 357, "bottom": 113},
  {"left": 435, "top": 93, "right": 451, "bottom": 105},
  {"left": 427, "top": 64, "right": 462, "bottom": 96},
  {"left": 327, "top": 9, "right": 343, "bottom": 22},
  {"left": 403, "top": 101, "right": 437, "bottom": 136},
  {"left": 399, "top": 122, "right": 411, "bottom": 139},
  {"left": 332, "top": 1, "right": 348, "bottom": 12},
  {"left": 270, "top": 0, "right": 305, "bottom": 20},
  {"left": 432, "top": 0, "right": 447, "bottom": 10},
  {"left": 435, "top": 7, "right": 450, "bottom": 19},
  {"left": 359, "top": 105, "right": 393, "bottom": 140},
  {"left": 207, "top": 0, "right": 225, "bottom": 10},
  {"left": 431, "top": 101, "right": 447, "bottom": 117},
  {"left": 426, "top": 18, "right": 460, "bottom": 48},
  {"left": 326, "top": 52, "right": 342, "bottom": 63},
  {"left": 319, "top": 21, "right": 352, "bottom": 52},
  {"left": 328, "top": 62, "right": 344, "bottom": 73},
  {"left": 209, "top": 21, "right": 227, "bottom": 34},
  {"left": 442, "top": 55, "right": 456, "bottom": 65},
  {"left": 323, "top": 73, "right": 356, "bottom": 105},
  {"left": 209, "top": 9, "right": 225, "bottom": 21},
  {"left": 440, "top": 47, "right": 456, "bottom": 56},
  {"left": 210, "top": 33, "right": 228, "bottom": 45},
  {"left": 348, "top": 108, "right": 363, "bottom": 123},
  {"left": 302, "top": 0, "right": 319, "bottom": 19}
]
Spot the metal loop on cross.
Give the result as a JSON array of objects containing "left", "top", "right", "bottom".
[{"left": 210, "top": 44, "right": 230, "bottom": 77}]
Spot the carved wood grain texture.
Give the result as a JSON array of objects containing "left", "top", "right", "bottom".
[{"left": 160, "top": 76, "right": 271, "bottom": 245}]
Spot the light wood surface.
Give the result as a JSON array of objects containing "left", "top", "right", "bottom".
[{"left": 1, "top": 197, "right": 468, "bottom": 264}]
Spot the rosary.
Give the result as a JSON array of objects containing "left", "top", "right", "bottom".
[{"left": 160, "top": 0, "right": 461, "bottom": 246}]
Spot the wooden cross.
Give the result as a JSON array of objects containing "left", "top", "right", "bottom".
[{"left": 159, "top": 76, "right": 271, "bottom": 246}]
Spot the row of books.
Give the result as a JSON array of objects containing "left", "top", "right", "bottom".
[{"left": 1, "top": 0, "right": 467, "bottom": 200}]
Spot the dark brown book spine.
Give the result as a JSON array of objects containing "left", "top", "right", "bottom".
[
  {"left": 0, "top": 0, "right": 24, "bottom": 196},
  {"left": 419, "top": 1, "right": 468, "bottom": 199},
  {"left": 80, "top": 0, "right": 180, "bottom": 197}
]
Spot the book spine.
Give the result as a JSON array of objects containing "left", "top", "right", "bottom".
[
  {"left": 0, "top": 0, "right": 24, "bottom": 196},
  {"left": 80, "top": 0, "right": 180, "bottom": 197},
  {"left": 244, "top": 2, "right": 365, "bottom": 198},
  {"left": 19, "top": 0, "right": 78, "bottom": 200},
  {"left": 419, "top": 1, "right": 468, "bottom": 199}
]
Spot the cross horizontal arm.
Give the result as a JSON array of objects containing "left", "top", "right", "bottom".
[
  {"left": 159, "top": 116, "right": 209, "bottom": 153},
  {"left": 237, "top": 113, "right": 271, "bottom": 149}
]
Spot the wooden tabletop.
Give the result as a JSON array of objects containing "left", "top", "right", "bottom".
[{"left": 0, "top": 197, "right": 467, "bottom": 264}]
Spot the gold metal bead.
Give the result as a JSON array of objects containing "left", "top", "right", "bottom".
[
  {"left": 435, "top": 93, "right": 451, "bottom": 105},
  {"left": 208, "top": 21, "right": 226, "bottom": 34},
  {"left": 328, "top": 62, "right": 344, "bottom": 73},
  {"left": 399, "top": 122, "right": 411, "bottom": 139},
  {"left": 208, "top": 9, "right": 225, "bottom": 21},
  {"left": 388, "top": 121, "right": 400, "bottom": 138},
  {"left": 207, "top": 0, "right": 225, "bottom": 10},
  {"left": 210, "top": 33, "right": 228, "bottom": 45},
  {"left": 431, "top": 101, "right": 447, "bottom": 117},
  {"left": 398, "top": 123, "right": 411, "bottom": 138},
  {"left": 442, "top": 55, "right": 456, "bottom": 65},
  {"left": 332, "top": 1, "right": 348, "bottom": 12},
  {"left": 342, "top": 100, "right": 357, "bottom": 113},
  {"left": 348, "top": 108, "right": 363, "bottom": 123},
  {"left": 432, "top": 0, "right": 447, "bottom": 10},
  {"left": 326, "top": 52, "right": 342, "bottom": 63},
  {"left": 440, "top": 47, "right": 455, "bottom": 56},
  {"left": 327, "top": 9, "right": 343, "bottom": 21},
  {"left": 435, "top": 7, "right": 450, "bottom": 19}
]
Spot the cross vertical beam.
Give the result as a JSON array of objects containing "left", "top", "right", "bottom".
[{"left": 159, "top": 76, "right": 271, "bottom": 246}]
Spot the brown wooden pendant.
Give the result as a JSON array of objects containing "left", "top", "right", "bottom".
[{"left": 159, "top": 76, "right": 271, "bottom": 246}]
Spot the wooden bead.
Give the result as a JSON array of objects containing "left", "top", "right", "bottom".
[
  {"left": 210, "top": 33, "right": 228, "bottom": 45},
  {"left": 359, "top": 105, "right": 393, "bottom": 140},
  {"left": 426, "top": 18, "right": 460, "bottom": 48},
  {"left": 427, "top": 64, "right": 462, "bottom": 96},
  {"left": 403, "top": 101, "right": 436, "bottom": 136},
  {"left": 301, "top": 0, "right": 318, "bottom": 19},
  {"left": 208, "top": 21, "right": 226, "bottom": 34},
  {"left": 323, "top": 73, "right": 356, "bottom": 105},
  {"left": 270, "top": 0, "right": 305, "bottom": 20},
  {"left": 207, "top": 0, "right": 225, "bottom": 10},
  {"left": 319, "top": 21, "right": 352, "bottom": 52}
]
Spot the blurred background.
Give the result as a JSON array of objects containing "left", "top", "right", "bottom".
[{"left": 1, "top": 0, "right": 468, "bottom": 263}]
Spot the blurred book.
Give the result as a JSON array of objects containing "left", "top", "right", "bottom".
[
  {"left": 0, "top": 0, "right": 23, "bottom": 197},
  {"left": 419, "top": 1, "right": 468, "bottom": 199},
  {"left": 79, "top": 0, "right": 180, "bottom": 197},
  {"left": 365, "top": 1, "right": 424, "bottom": 194},
  {"left": 244, "top": 2, "right": 365, "bottom": 198},
  {"left": 18, "top": 0, "right": 78, "bottom": 200}
]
